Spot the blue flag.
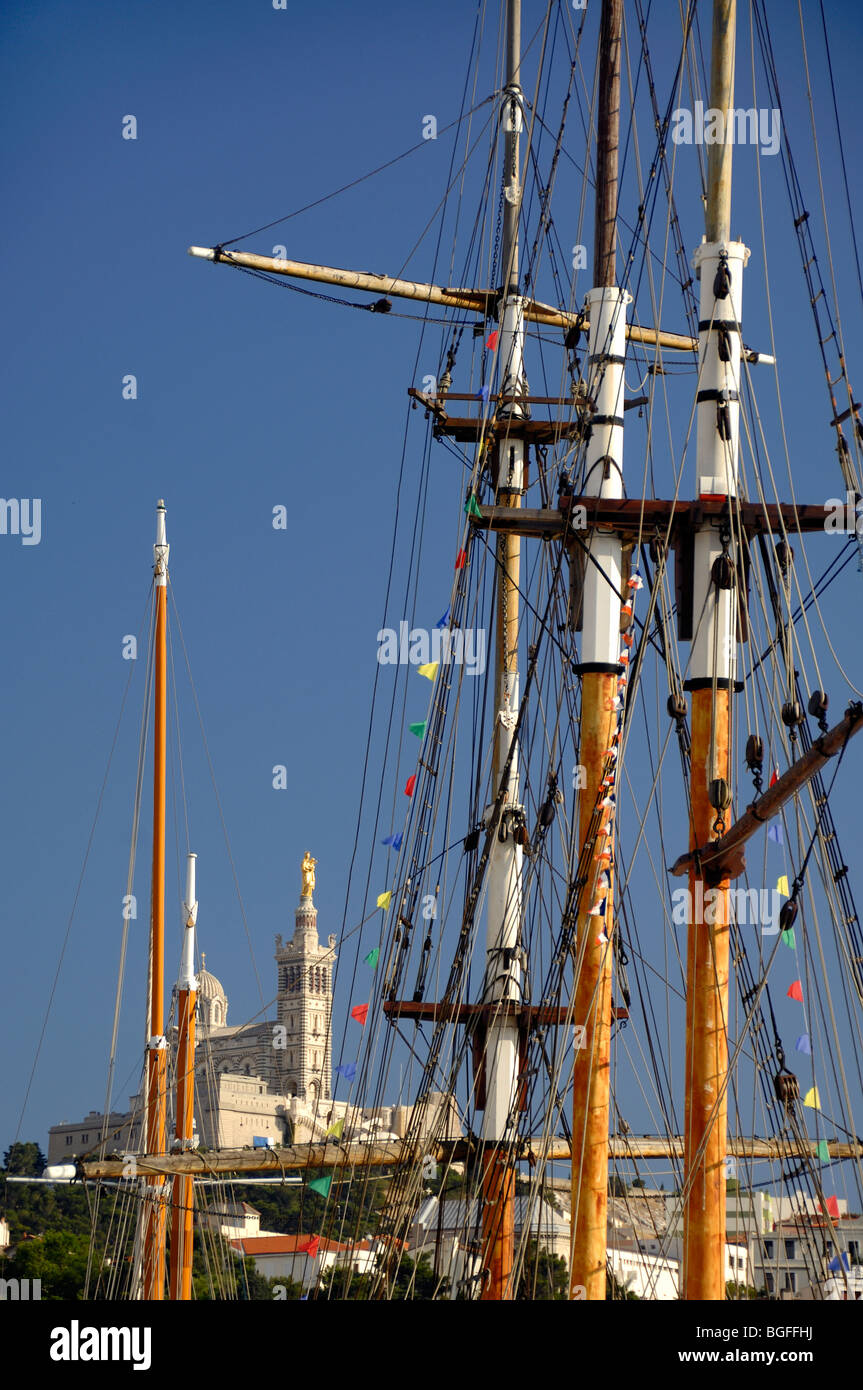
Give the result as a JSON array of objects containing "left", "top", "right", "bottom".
[
  {"left": 335, "top": 1062, "right": 357, "bottom": 1082},
  {"left": 828, "top": 1252, "right": 851, "bottom": 1273},
  {"left": 795, "top": 1033, "right": 811, "bottom": 1055},
  {"left": 476, "top": 384, "right": 490, "bottom": 402},
  {"left": 436, "top": 607, "right": 450, "bottom": 630},
  {"left": 382, "top": 832, "right": 403, "bottom": 850},
  {"left": 768, "top": 823, "right": 783, "bottom": 844}
]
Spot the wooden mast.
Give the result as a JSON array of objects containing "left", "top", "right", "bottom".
[
  {"left": 682, "top": 0, "right": 745, "bottom": 1301},
  {"left": 570, "top": 0, "right": 625, "bottom": 1302},
  {"left": 143, "top": 500, "right": 169, "bottom": 1299},
  {"left": 479, "top": 0, "right": 525, "bottom": 1303},
  {"left": 169, "top": 853, "right": 198, "bottom": 1301}
]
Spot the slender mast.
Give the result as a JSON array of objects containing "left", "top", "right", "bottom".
[
  {"left": 570, "top": 0, "right": 627, "bottom": 1302},
  {"left": 169, "top": 852, "right": 198, "bottom": 1301},
  {"left": 479, "top": 0, "right": 526, "bottom": 1302},
  {"left": 682, "top": 0, "right": 747, "bottom": 1300},
  {"left": 143, "top": 499, "right": 169, "bottom": 1300}
]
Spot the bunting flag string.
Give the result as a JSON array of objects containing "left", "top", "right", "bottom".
[
  {"left": 820, "top": 1195, "right": 840, "bottom": 1219},
  {"left": 787, "top": 980, "right": 804, "bottom": 1003},
  {"left": 417, "top": 662, "right": 439, "bottom": 681},
  {"left": 476, "top": 384, "right": 490, "bottom": 402},
  {"left": 803, "top": 1086, "right": 821, "bottom": 1110},
  {"left": 436, "top": 607, "right": 450, "bottom": 629},
  {"left": 326, "top": 1118, "right": 345, "bottom": 1139},
  {"left": 815, "top": 1139, "right": 830, "bottom": 1164},
  {"left": 777, "top": 874, "right": 790, "bottom": 896},
  {"left": 795, "top": 1033, "right": 811, "bottom": 1054},
  {"left": 308, "top": 1175, "right": 332, "bottom": 1198},
  {"left": 334, "top": 1062, "right": 357, "bottom": 1081},
  {"left": 409, "top": 720, "right": 427, "bottom": 738},
  {"left": 485, "top": 329, "right": 499, "bottom": 351},
  {"left": 298, "top": 1235, "right": 320, "bottom": 1257},
  {"left": 351, "top": 1003, "right": 369, "bottom": 1026},
  {"left": 381, "top": 832, "right": 402, "bottom": 850},
  {"left": 781, "top": 927, "right": 796, "bottom": 948},
  {"left": 364, "top": 947, "right": 380, "bottom": 969},
  {"left": 769, "top": 767, "right": 779, "bottom": 787},
  {"left": 465, "top": 494, "right": 483, "bottom": 519},
  {"left": 404, "top": 774, "right": 416, "bottom": 797},
  {"left": 376, "top": 890, "right": 393, "bottom": 911},
  {"left": 768, "top": 822, "right": 783, "bottom": 844},
  {"left": 455, "top": 549, "right": 467, "bottom": 570}
]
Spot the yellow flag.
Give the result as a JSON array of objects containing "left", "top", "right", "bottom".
[
  {"left": 326, "top": 1118, "right": 345, "bottom": 1138},
  {"left": 376, "top": 890, "right": 392, "bottom": 911},
  {"left": 803, "top": 1086, "right": 821, "bottom": 1110},
  {"left": 417, "top": 661, "right": 439, "bottom": 681},
  {"left": 777, "top": 875, "right": 789, "bottom": 896}
]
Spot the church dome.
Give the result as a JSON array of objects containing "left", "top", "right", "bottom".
[
  {"left": 197, "top": 963, "right": 226, "bottom": 1001},
  {"left": 197, "top": 955, "right": 228, "bottom": 1028}
]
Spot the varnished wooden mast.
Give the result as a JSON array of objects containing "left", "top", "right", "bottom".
[
  {"left": 570, "top": 0, "right": 624, "bottom": 1303},
  {"left": 143, "top": 500, "right": 169, "bottom": 1300},
  {"left": 683, "top": 0, "right": 742, "bottom": 1301},
  {"left": 169, "top": 853, "right": 198, "bottom": 1301},
  {"left": 479, "top": 0, "right": 524, "bottom": 1303}
]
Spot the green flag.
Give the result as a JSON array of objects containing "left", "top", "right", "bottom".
[
  {"left": 816, "top": 1139, "right": 830, "bottom": 1164},
  {"left": 364, "top": 947, "right": 380, "bottom": 969},
  {"left": 409, "top": 720, "right": 427, "bottom": 738},
  {"left": 308, "top": 1175, "right": 332, "bottom": 1199},
  {"left": 465, "top": 494, "right": 483, "bottom": 519},
  {"left": 781, "top": 927, "right": 796, "bottom": 948}
]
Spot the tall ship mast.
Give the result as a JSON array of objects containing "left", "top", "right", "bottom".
[{"left": 63, "top": 0, "right": 863, "bottom": 1306}]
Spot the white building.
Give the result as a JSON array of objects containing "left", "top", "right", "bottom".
[{"left": 48, "top": 867, "right": 461, "bottom": 1164}]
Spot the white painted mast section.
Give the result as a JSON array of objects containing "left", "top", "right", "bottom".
[
  {"left": 179, "top": 853, "right": 198, "bottom": 992},
  {"left": 154, "top": 499, "right": 169, "bottom": 591},
  {"left": 580, "top": 287, "right": 630, "bottom": 665},
  {"left": 689, "top": 240, "right": 748, "bottom": 681}
]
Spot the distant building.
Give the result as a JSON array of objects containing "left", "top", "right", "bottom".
[
  {"left": 48, "top": 866, "right": 460, "bottom": 1164},
  {"left": 229, "top": 1233, "right": 378, "bottom": 1292},
  {"left": 408, "top": 1194, "right": 570, "bottom": 1298},
  {"left": 749, "top": 1214, "right": 863, "bottom": 1298}
]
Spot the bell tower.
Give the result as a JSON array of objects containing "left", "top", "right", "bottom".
[{"left": 274, "top": 852, "right": 336, "bottom": 1103}]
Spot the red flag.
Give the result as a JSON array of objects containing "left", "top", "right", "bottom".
[
  {"left": 298, "top": 1235, "right": 320, "bottom": 1257},
  {"left": 351, "top": 1003, "right": 369, "bottom": 1026},
  {"left": 405, "top": 774, "right": 416, "bottom": 797},
  {"left": 455, "top": 549, "right": 467, "bottom": 569},
  {"left": 769, "top": 767, "right": 779, "bottom": 787},
  {"left": 485, "top": 329, "right": 499, "bottom": 350},
  {"left": 820, "top": 1195, "right": 840, "bottom": 1219},
  {"left": 787, "top": 980, "right": 804, "bottom": 1003}
]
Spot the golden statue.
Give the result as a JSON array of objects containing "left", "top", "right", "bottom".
[{"left": 301, "top": 850, "right": 317, "bottom": 898}]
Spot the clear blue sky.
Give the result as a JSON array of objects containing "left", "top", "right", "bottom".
[{"left": 2, "top": 0, "right": 862, "bottom": 1177}]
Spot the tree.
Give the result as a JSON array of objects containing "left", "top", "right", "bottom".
[
  {"left": 517, "top": 1240, "right": 569, "bottom": 1300},
  {"left": 726, "top": 1280, "right": 759, "bottom": 1300},
  {"left": 3, "top": 1142, "right": 45, "bottom": 1176},
  {"left": 2, "top": 1230, "right": 92, "bottom": 1300}
]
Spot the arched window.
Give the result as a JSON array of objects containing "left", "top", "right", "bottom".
[{"left": 212, "top": 1002, "right": 221, "bottom": 1025}]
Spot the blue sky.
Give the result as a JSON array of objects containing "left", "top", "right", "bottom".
[{"left": 2, "top": 0, "right": 862, "bottom": 1185}]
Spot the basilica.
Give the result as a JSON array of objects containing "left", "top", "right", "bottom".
[{"left": 47, "top": 856, "right": 458, "bottom": 1164}]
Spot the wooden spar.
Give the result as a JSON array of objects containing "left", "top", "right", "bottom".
[
  {"left": 143, "top": 500, "right": 169, "bottom": 1301},
  {"left": 670, "top": 702, "right": 863, "bottom": 881},
  {"left": 187, "top": 246, "right": 772, "bottom": 360},
  {"left": 80, "top": 1134, "right": 863, "bottom": 1180},
  {"left": 169, "top": 854, "right": 198, "bottom": 1302},
  {"left": 479, "top": 0, "right": 524, "bottom": 1303},
  {"left": 683, "top": 0, "right": 739, "bottom": 1303},
  {"left": 570, "top": 0, "right": 623, "bottom": 1304}
]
